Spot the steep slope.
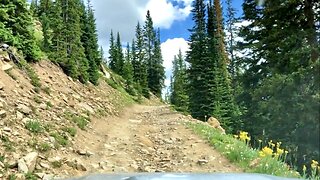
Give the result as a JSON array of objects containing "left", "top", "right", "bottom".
[{"left": 0, "top": 60, "right": 239, "bottom": 179}]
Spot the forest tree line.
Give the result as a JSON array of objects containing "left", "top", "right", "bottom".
[
  {"left": 168, "top": 0, "right": 319, "bottom": 172},
  {"left": 0, "top": 0, "right": 165, "bottom": 99}
]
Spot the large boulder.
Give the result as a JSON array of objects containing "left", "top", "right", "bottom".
[
  {"left": 17, "top": 104, "right": 32, "bottom": 115},
  {"left": 18, "top": 152, "right": 38, "bottom": 173},
  {"left": 207, "top": 117, "right": 220, "bottom": 128},
  {"left": 207, "top": 117, "right": 225, "bottom": 134}
]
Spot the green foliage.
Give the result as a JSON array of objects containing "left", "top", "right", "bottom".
[
  {"left": 0, "top": 155, "right": 5, "bottom": 163},
  {"left": 142, "top": 11, "right": 165, "bottom": 97},
  {"left": 18, "top": 60, "right": 41, "bottom": 88},
  {"left": 0, "top": 0, "right": 42, "bottom": 62},
  {"left": 1, "top": 135, "right": 15, "bottom": 152},
  {"left": 187, "top": 122, "right": 300, "bottom": 178},
  {"left": 64, "top": 111, "right": 89, "bottom": 130},
  {"left": 46, "top": 101, "right": 53, "bottom": 107},
  {"left": 62, "top": 127, "right": 77, "bottom": 137},
  {"left": 237, "top": 0, "right": 320, "bottom": 174},
  {"left": 4, "top": 69, "right": 17, "bottom": 80},
  {"left": 25, "top": 172, "right": 37, "bottom": 180},
  {"left": 50, "top": 132, "right": 68, "bottom": 147},
  {"left": 51, "top": 160, "right": 62, "bottom": 168},
  {"left": 25, "top": 120, "right": 43, "bottom": 134},
  {"left": 133, "top": 22, "right": 149, "bottom": 98},
  {"left": 122, "top": 43, "right": 135, "bottom": 95},
  {"left": 42, "top": 86, "right": 51, "bottom": 95},
  {"left": 38, "top": 142, "right": 51, "bottom": 152},
  {"left": 170, "top": 49, "right": 188, "bottom": 112},
  {"left": 33, "top": 95, "right": 42, "bottom": 104},
  {"left": 8, "top": 174, "right": 17, "bottom": 180}
]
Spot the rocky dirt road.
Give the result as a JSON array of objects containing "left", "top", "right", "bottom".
[{"left": 56, "top": 105, "right": 241, "bottom": 178}]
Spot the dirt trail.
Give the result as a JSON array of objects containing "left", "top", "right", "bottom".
[{"left": 57, "top": 105, "right": 241, "bottom": 177}]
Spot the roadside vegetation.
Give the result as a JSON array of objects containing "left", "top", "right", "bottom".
[{"left": 187, "top": 122, "right": 320, "bottom": 180}]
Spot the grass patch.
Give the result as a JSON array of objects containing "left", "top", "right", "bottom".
[
  {"left": 43, "top": 123, "right": 54, "bottom": 132},
  {"left": 1, "top": 135, "right": 16, "bottom": 152},
  {"left": 51, "top": 160, "right": 62, "bottom": 168},
  {"left": 187, "top": 122, "right": 300, "bottom": 178},
  {"left": 25, "top": 120, "right": 43, "bottom": 134},
  {"left": 64, "top": 111, "right": 89, "bottom": 130},
  {"left": 8, "top": 174, "right": 17, "bottom": 180},
  {"left": 62, "top": 127, "right": 77, "bottom": 137},
  {"left": 50, "top": 132, "right": 68, "bottom": 147},
  {"left": 25, "top": 172, "right": 37, "bottom": 180},
  {"left": 39, "top": 142, "right": 51, "bottom": 152},
  {"left": 33, "top": 95, "right": 42, "bottom": 104},
  {"left": 5, "top": 69, "right": 17, "bottom": 80},
  {"left": 0, "top": 155, "right": 5, "bottom": 162},
  {"left": 18, "top": 60, "right": 41, "bottom": 88},
  {"left": 46, "top": 101, "right": 53, "bottom": 109},
  {"left": 42, "top": 86, "right": 51, "bottom": 95}
]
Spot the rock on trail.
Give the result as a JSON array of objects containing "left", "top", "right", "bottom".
[{"left": 56, "top": 105, "right": 241, "bottom": 177}]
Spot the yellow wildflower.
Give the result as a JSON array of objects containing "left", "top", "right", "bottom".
[
  {"left": 302, "top": 165, "right": 307, "bottom": 172},
  {"left": 259, "top": 151, "right": 266, "bottom": 157},
  {"left": 261, "top": 146, "right": 273, "bottom": 156},
  {"left": 276, "top": 141, "right": 282, "bottom": 147},
  {"left": 234, "top": 135, "right": 239, "bottom": 138},
  {"left": 277, "top": 148, "right": 284, "bottom": 155},
  {"left": 311, "top": 160, "right": 319, "bottom": 169},
  {"left": 239, "top": 131, "right": 250, "bottom": 142},
  {"left": 273, "top": 153, "right": 279, "bottom": 159}
]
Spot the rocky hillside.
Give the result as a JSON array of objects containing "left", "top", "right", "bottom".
[
  {"left": 0, "top": 57, "right": 137, "bottom": 179},
  {"left": 0, "top": 53, "right": 234, "bottom": 180}
]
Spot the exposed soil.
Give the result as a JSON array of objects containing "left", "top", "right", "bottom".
[{"left": 57, "top": 105, "right": 241, "bottom": 178}]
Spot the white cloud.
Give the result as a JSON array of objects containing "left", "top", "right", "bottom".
[
  {"left": 140, "top": 0, "right": 192, "bottom": 29},
  {"left": 161, "top": 38, "right": 189, "bottom": 87},
  {"left": 91, "top": 0, "right": 193, "bottom": 59}
]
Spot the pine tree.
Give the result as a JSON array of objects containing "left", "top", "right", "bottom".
[
  {"left": 225, "top": 0, "right": 239, "bottom": 92},
  {"left": 49, "top": 0, "right": 67, "bottom": 63},
  {"left": 238, "top": 0, "right": 319, "bottom": 169},
  {"left": 0, "top": 0, "right": 42, "bottom": 61},
  {"left": 170, "top": 49, "right": 188, "bottom": 112},
  {"left": 51, "top": 0, "right": 88, "bottom": 82},
  {"left": 143, "top": 10, "right": 157, "bottom": 95},
  {"left": 115, "top": 32, "right": 124, "bottom": 75},
  {"left": 210, "top": 0, "right": 238, "bottom": 131},
  {"left": 30, "top": 0, "right": 39, "bottom": 16},
  {"left": 134, "top": 22, "right": 149, "bottom": 98},
  {"left": 81, "top": 0, "right": 100, "bottom": 85},
  {"left": 150, "top": 29, "right": 165, "bottom": 97},
  {"left": 187, "top": 0, "right": 211, "bottom": 120},
  {"left": 108, "top": 30, "right": 117, "bottom": 71},
  {"left": 123, "top": 43, "right": 135, "bottom": 95}
]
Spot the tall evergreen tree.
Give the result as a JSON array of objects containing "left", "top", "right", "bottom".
[
  {"left": 210, "top": 0, "right": 238, "bottom": 131},
  {"left": 187, "top": 0, "right": 211, "bottom": 120},
  {"left": 81, "top": 0, "right": 100, "bottom": 85},
  {"left": 0, "top": 0, "right": 42, "bottom": 61},
  {"left": 134, "top": 22, "right": 149, "bottom": 98},
  {"left": 115, "top": 32, "right": 124, "bottom": 75},
  {"left": 238, "top": 0, "right": 319, "bottom": 169},
  {"left": 38, "top": 0, "right": 54, "bottom": 52},
  {"left": 225, "top": 0, "right": 239, "bottom": 92},
  {"left": 170, "top": 49, "right": 188, "bottom": 112},
  {"left": 108, "top": 30, "right": 117, "bottom": 71},
  {"left": 123, "top": 43, "right": 134, "bottom": 95},
  {"left": 150, "top": 29, "right": 165, "bottom": 97}
]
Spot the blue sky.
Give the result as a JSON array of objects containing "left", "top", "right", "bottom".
[
  {"left": 160, "top": 0, "right": 243, "bottom": 42},
  {"left": 91, "top": 0, "right": 244, "bottom": 88}
]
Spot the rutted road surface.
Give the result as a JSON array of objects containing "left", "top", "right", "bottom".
[{"left": 57, "top": 105, "right": 241, "bottom": 178}]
